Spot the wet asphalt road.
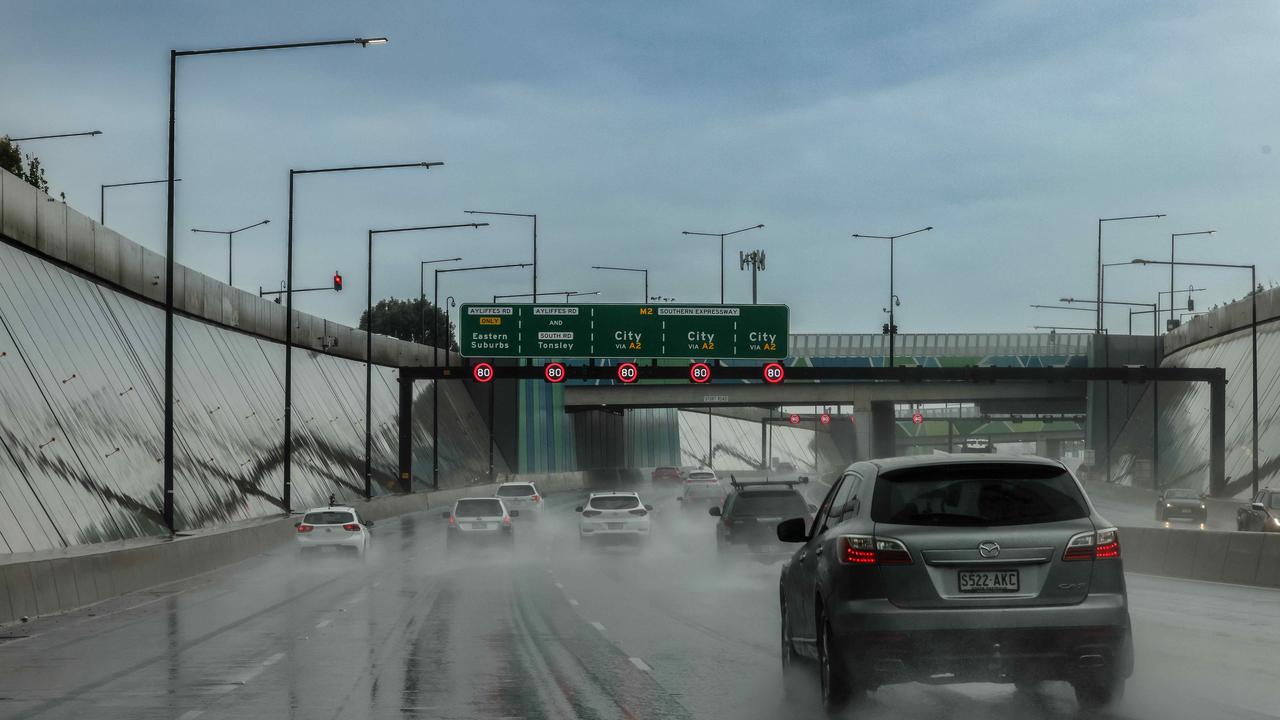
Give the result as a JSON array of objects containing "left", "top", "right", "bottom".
[{"left": 0, "top": 482, "right": 1277, "bottom": 720}]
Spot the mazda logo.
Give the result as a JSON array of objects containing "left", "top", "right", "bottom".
[{"left": 978, "top": 541, "right": 1001, "bottom": 558}]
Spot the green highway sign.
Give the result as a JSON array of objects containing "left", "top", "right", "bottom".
[{"left": 459, "top": 303, "right": 789, "bottom": 359}]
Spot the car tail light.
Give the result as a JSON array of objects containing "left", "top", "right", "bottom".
[
  {"left": 503, "top": 515, "right": 512, "bottom": 527},
  {"left": 532, "top": 494, "right": 540, "bottom": 503},
  {"left": 837, "top": 535, "right": 913, "bottom": 565},
  {"left": 629, "top": 508, "right": 648, "bottom": 517},
  {"left": 342, "top": 523, "right": 361, "bottom": 532},
  {"left": 582, "top": 509, "right": 602, "bottom": 518},
  {"left": 296, "top": 523, "right": 314, "bottom": 533},
  {"left": 1064, "top": 528, "right": 1121, "bottom": 561},
  {"left": 447, "top": 515, "right": 456, "bottom": 527}
]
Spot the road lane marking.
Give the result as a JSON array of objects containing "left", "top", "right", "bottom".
[
  {"left": 315, "top": 619, "right": 332, "bottom": 629},
  {"left": 554, "top": 582, "right": 564, "bottom": 589},
  {"left": 235, "top": 652, "right": 285, "bottom": 684},
  {"left": 590, "top": 621, "right": 606, "bottom": 633},
  {"left": 176, "top": 711, "right": 203, "bottom": 720},
  {"left": 629, "top": 657, "right": 652, "bottom": 672},
  {"left": 568, "top": 598, "right": 580, "bottom": 607}
]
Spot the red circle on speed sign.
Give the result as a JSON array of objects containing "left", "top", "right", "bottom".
[
  {"left": 617, "top": 362, "right": 639, "bottom": 384},
  {"left": 788, "top": 413, "right": 801, "bottom": 425},
  {"left": 762, "top": 362, "right": 785, "bottom": 384},
  {"left": 471, "top": 362, "right": 495, "bottom": 383},
  {"left": 820, "top": 413, "right": 831, "bottom": 425},
  {"left": 912, "top": 412, "right": 924, "bottom": 425},
  {"left": 544, "top": 362, "right": 567, "bottom": 384},
  {"left": 689, "top": 362, "right": 712, "bottom": 384}
]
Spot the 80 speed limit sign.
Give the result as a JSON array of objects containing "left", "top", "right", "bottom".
[
  {"left": 471, "top": 362, "right": 495, "bottom": 383},
  {"left": 689, "top": 362, "right": 712, "bottom": 384},
  {"left": 616, "top": 362, "right": 639, "bottom": 384},
  {"left": 762, "top": 362, "right": 785, "bottom": 384},
  {"left": 544, "top": 362, "right": 567, "bottom": 383}
]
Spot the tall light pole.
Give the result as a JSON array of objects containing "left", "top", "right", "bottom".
[
  {"left": 9, "top": 130, "right": 102, "bottom": 142},
  {"left": 1096, "top": 214, "right": 1164, "bottom": 333},
  {"left": 101, "top": 178, "right": 177, "bottom": 226},
  {"left": 1169, "top": 231, "right": 1216, "bottom": 329},
  {"left": 366, "top": 223, "right": 486, "bottom": 499},
  {"left": 420, "top": 258, "right": 464, "bottom": 344},
  {"left": 852, "top": 226, "right": 932, "bottom": 367},
  {"left": 434, "top": 262, "right": 531, "bottom": 488},
  {"left": 591, "top": 266, "right": 648, "bottom": 302},
  {"left": 1134, "top": 258, "right": 1259, "bottom": 498},
  {"left": 464, "top": 210, "right": 537, "bottom": 300},
  {"left": 681, "top": 224, "right": 764, "bottom": 303},
  {"left": 164, "top": 36, "right": 388, "bottom": 531},
  {"left": 190, "top": 219, "right": 269, "bottom": 286}
]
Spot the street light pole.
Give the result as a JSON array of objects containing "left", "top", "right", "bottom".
[
  {"left": 464, "top": 211, "right": 538, "bottom": 300},
  {"left": 433, "top": 262, "right": 531, "bottom": 489},
  {"left": 101, "top": 178, "right": 178, "bottom": 226},
  {"left": 1132, "top": 258, "right": 1259, "bottom": 498},
  {"left": 590, "top": 266, "right": 648, "bottom": 302},
  {"left": 1169, "top": 231, "right": 1216, "bottom": 328},
  {"left": 681, "top": 224, "right": 764, "bottom": 303},
  {"left": 1096, "top": 214, "right": 1164, "bottom": 334},
  {"left": 420, "top": 258, "right": 464, "bottom": 345},
  {"left": 166, "top": 36, "right": 389, "bottom": 531},
  {"left": 191, "top": 219, "right": 269, "bottom": 286},
  {"left": 366, "top": 224, "right": 486, "bottom": 499},
  {"left": 852, "top": 226, "right": 932, "bottom": 367}
]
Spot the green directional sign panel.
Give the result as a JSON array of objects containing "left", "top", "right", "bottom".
[{"left": 459, "top": 303, "right": 789, "bottom": 359}]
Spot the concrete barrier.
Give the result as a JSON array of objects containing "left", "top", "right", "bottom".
[
  {"left": 0, "top": 473, "right": 591, "bottom": 627},
  {"left": 1117, "top": 525, "right": 1280, "bottom": 589}
]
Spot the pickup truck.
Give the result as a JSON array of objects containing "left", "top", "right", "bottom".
[{"left": 1236, "top": 489, "right": 1280, "bottom": 532}]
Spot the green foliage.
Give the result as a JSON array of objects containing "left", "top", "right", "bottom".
[
  {"left": 358, "top": 296, "right": 456, "bottom": 349},
  {"left": 0, "top": 137, "right": 50, "bottom": 193}
]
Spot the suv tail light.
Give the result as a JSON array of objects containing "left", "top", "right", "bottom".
[
  {"left": 532, "top": 494, "right": 540, "bottom": 503},
  {"left": 503, "top": 515, "right": 512, "bottom": 527},
  {"left": 1064, "top": 528, "right": 1121, "bottom": 561},
  {"left": 629, "top": 508, "right": 648, "bottom": 517},
  {"left": 342, "top": 523, "right": 361, "bottom": 532},
  {"left": 582, "top": 509, "right": 602, "bottom": 518},
  {"left": 447, "top": 515, "right": 456, "bottom": 527},
  {"left": 837, "top": 535, "right": 913, "bottom": 565},
  {"left": 296, "top": 523, "right": 314, "bottom": 533}
]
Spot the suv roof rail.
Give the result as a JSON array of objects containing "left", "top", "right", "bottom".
[{"left": 728, "top": 473, "right": 810, "bottom": 490}]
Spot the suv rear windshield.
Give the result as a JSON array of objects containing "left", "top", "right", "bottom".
[
  {"left": 731, "top": 491, "right": 808, "bottom": 518},
  {"left": 303, "top": 511, "right": 354, "bottom": 525},
  {"left": 496, "top": 484, "right": 535, "bottom": 497},
  {"left": 871, "top": 463, "right": 1088, "bottom": 527},
  {"left": 590, "top": 496, "right": 640, "bottom": 510},
  {"left": 455, "top": 499, "right": 503, "bottom": 517},
  {"left": 687, "top": 472, "right": 717, "bottom": 481}
]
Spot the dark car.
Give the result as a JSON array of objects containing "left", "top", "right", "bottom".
[
  {"left": 1156, "top": 488, "right": 1206, "bottom": 524},
  {"left": 1237, "top": 489, "right": 1280, "bottom": 532},
  {"left": 651, "top": 466, "right": 683, "bottom": 483},
  {"left": 777, "top": 456, "right": 1132, "bottom": 713},
  {"left": 710, "top": 477, "right": 814, "bottom": 555}
]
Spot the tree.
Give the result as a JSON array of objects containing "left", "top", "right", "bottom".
[
  {"left": 0, "top": 137, "right": 50, "bottom": 193},
  {"left": 358, "top": 297, "right": 457, "bottom": 349}
]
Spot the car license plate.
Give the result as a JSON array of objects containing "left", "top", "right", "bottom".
[
  {"left": 958, "top": 569, "right": 1019, "bottom": 593},
  {"left": 607, "top": 522, "right": 624, "bottom": 530},
  {"left": 468, "top": 523, "right": 488, "bottom": 530}
]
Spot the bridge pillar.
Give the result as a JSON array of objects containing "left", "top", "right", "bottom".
[
  {"left": 1036, "top": 438, "right": 1062, "bottom": 459},
  {"left": 1210, "top": 379, "right": 1226, "bottom": 496},
  {"left": 870, "top": 401, "right": 896, "bottom": 458}
]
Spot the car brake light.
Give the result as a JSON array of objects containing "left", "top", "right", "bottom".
[
  {"left": 296, "top": 523, "right": 314, "bottom": 533},
  {"left": 532, "top": 495, "right": 540, "bottom": 502},
  {"left": 342, "top": 523, "right": 361, "bottom": 532},
  {"left": 837, "top": 535, "right": 913, "bottom": 565},
  {"left": 447, "top": 515, "right": 456, "bottom": 526},
  {"left": 503, "top": 515, "right": 512, "bottom": 527},
  {"left": 1063, "top": 528, "right": 1121, "bottom": 561},
  {"left": 875, "top": 537, "right": 913, "bottom": 565},
  {"left": 582, "top": 509, "right": 602, "bottom": 518},
  {"left": 629, "top": 508, "right": 648, "bottom": 516}
]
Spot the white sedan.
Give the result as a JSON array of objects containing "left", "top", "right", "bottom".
[
  {"left": 577, "top": 492, "right": 653, "bottom": 547},
  {"left": 295, "top": 506, "right": 372, "bottom": 557}
]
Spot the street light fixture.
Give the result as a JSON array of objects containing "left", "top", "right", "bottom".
[
  {"left": 493, "top": 290, "right": 587, "bottom": 302},
  {"left": 591, "top": 266, "right": 648, "bottom": 302},
  {"left": 101, "top": 178, "right": 179, "bottom": 226},
  {"left": 163, "top": 36, "right": 390, "bottom": 530},
  {"left": 190, "top": 219, "right": 269, "bottom": 286},
  {"left": 681, "top": 224, "right": 764, "bottom": 303},
  {"left": 9, "top": 130, "right": 103, "bottom": 142},
  {"left": 851, "top": 226, "right": 933, "bottom": 367},
  {"left": 1133, "top": 257, "right": 1260, "bottom": 498},
  {"left": 365, "top": 223, "right": 487, "bottom": 498},
  {"left": 433, "top": 262, "right": 532, "bottom": 488},
  {"left": 464, "top": 210, "right": 538, "bottom": 300}
]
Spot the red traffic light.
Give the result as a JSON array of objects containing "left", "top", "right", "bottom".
[
  {"left": 788, "top": 413, "right": 801, "bottom": 425},
  {"left": 762, "top": 362, "right": 785, "bottom": 384},
  {"left": 820, "top": 413, "right": 831, "bottom": 425},
  {"left": 544, "top": 362, "right": 567, "bottom": 383},
  {"left": 471, "top": 362, "right": 495, "bottom": 383},
  {"left": 617, "top": 362, "right": 639, "bottom": 384},
  {"left": 689, "top": 362, "right": 712, "bottom": 384},
  {"left": 333, "top": 271, "right": 343, "bottom": 291}
]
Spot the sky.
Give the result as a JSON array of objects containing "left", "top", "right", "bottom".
[{"left": 2, "top": 0, "right": 1278, "bottom": 335}]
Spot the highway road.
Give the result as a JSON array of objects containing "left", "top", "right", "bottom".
[{"left": 0, "top": 480, "right": 1276, "bottom": 720}]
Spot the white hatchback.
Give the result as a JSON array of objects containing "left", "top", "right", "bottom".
[
  {"left": 577, "top": 492, "right": 653, "bottom": 546},
  {"left": 295, "top": 506, "right": 372, "bottom": 557},
  {"left": 495, "top": 482, "right": 544, "bottom": 519}
]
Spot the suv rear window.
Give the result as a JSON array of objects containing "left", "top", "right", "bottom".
[
  {"left": 455, "top": 499, "right": 503, "bottom": 517},
  {"left": 304, "top": 511, "right": 354, "bottom": 525},
  {"left": 871, "top": 463, "right": 1088, "bottom": 527},
  {"left": 496, "top": 484, "right": 535, "bottom": 497},
  {"left": 590, "top": 496, "right": 640, "bottom": 510},
  {"left": 731, "top": 491, "right": 808, "bottom": 518},
  {"left": 688, "top": 472, "right": 716, "bottom": 481}
]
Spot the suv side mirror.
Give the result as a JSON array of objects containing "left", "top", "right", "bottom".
[
  {"left": 364, "top": 520, "right": 374, "bottom": 528},
  {"left": 708, "top": 506, "right": 722, "bottom": 517},
  {"left": 574, "top": 506, "right": 584, "bottom": 513},
  {"left": 1252, "top": 502, "right": 1266, "bottom": 512},
  {"left": 776, "top": 517, "right": 808, "bottom": 543},
  {"left": 441, "top": 511, "right": 452, "bottom": 519},
  {"left": 676, "top": 496, "right": 684, "bottom": 502},
  {"left": 293, "top": 520, "right": 302, "bottom": 528},
  {"left": 644, "top": 504, "right": 653, "bottom": 511},
  {"left": 798, "top": 476, "right": 810, "bottom": 484}
]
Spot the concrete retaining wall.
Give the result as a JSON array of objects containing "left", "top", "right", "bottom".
[
  {"left": 1119, "top": 526, "right": 1280, "bottom": 588},
  {"left": 0, "top": 472, "right": 589, "bottom": 626}
]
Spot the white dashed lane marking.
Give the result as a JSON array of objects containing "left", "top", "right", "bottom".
[
  {"left": 568, "top": 598, "right": 580, "bottom": 607},
  {"left": 590, "top": 621, "right": 606, "bottom": 633},
  {"left": 629, "top": 657, "right": 652, "bottom": 672},
  {"left": 315, "top": 619, "right": 332, "bottom": 629}
]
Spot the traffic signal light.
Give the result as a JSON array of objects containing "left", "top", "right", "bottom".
[
  {"left": 333, "top": 272, "right": 343, "bottom": 291},
  {"left": 881, "top": 323, "right": 898, "bottom": 335}
]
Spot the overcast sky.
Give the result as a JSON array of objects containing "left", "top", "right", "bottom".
[{"left": 3, "top": 1, "right": 1277, "bottom": 334}]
